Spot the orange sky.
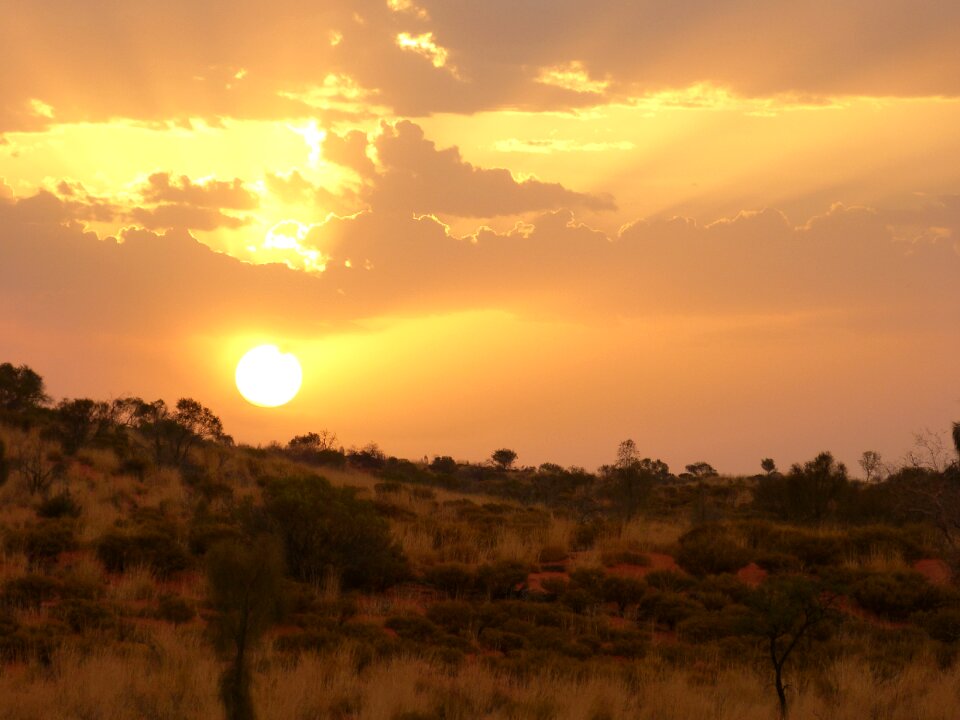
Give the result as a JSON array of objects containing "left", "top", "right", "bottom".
[{"left": 1, "top": 0, "right": 958, "bottom": 474}]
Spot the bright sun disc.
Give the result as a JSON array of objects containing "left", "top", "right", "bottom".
[{"left": 235, "top": 345, "right": 302, "bottom": 407}]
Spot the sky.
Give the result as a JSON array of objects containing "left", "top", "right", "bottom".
[{"left": 1, "top": 0, "right": 958, "bottom": 474}]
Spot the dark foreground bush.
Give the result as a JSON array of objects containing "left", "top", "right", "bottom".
[
  {"left": 96, "top": 523, "right": 191, "bottom": 578},
  {"left": 676, "top": 523, "right": 751, "bottom": 576},
  {"left": 263, "top": 475, "right": 409, "bottom": 591}
]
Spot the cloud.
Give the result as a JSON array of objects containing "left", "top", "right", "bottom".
[
  {"left": 1, "top": 189, "right": 956, "bottom": 346},
  {"left": 322, "top": 121, "right": 616, "bottom": 217},
  {"left": 3, "top": 0, "right": 959, "bottom": 132},
  {"left": 128, "top": 205, "right": 252, "bottom": 232},
  {"left": 141, "top": 173, "right": 259, "bottom": 210}
]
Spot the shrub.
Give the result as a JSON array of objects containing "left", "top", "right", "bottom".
[
  {"left": 475, "top": 560, "right": 531, "bottom": 599},
  {"left": 601, "top": 576, "right": 646, "bottom": 615},
  {"left": 8, "top": 519, "right": 78, "bottom": 567},
  {"left": 1, "top": 574, "right": 61, "bottom": 610},
  {"left": 36, "top": 491, "right": 82, "bottom": 519},
  {"left": 676, "top": 524, "right": 751, "bottom": 576},
  {"left": 96, "top": 523, "right": 191, "bottom": 578},
  {"left": 917, "top": 607, "right": 960, "bottom": 643},
  {"left": 427, "top": 601, "right": 477, "bottom": 634},
  {"left": 644, "top": 570, "right": 696, "bottom": 593},
  {"left": 637, "top": 590, "right": 701, "bottom": 629},
  {"left": 53, "top": 599, "right": 115, "bottom": 633},
  {"left": 538, "top": 545, "right": 569, "bottom": 565},
  {"left": 423, "top": 564, "right": 476, "bottom": 597},
  {"left": 156, "top": 594, "right": 196, "bottom": 624},
  {"left": 263, "top": 475, "right": 409, "bottom": 591},
  {"left": 851, "top": 571, "right": 942, "bottom": 621}
]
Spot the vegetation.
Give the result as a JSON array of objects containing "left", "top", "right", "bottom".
[{"left": 0, "top": 361, "right": 957, "bottom": 719}]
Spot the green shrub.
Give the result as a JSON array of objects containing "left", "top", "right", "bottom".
[
  {"left": 264, "top": 475, "right": 409, "bottom": 591},
  {"left": 96, "top": 523, "right": 191, "bottom": 578},
  {"left": 676, "top": 524, "right": 751, "bottom": 576}
]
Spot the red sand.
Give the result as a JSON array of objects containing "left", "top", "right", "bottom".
[
  {"left": 736, "top": 563, "right": 768, "bottom": 587},
  {"left": 913, "top": 558, "right": 952, "bottom": 586}
]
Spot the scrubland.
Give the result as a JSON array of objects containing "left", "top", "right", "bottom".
[{"left": 0, "top": 380, "right": 959, "bottom": 719}]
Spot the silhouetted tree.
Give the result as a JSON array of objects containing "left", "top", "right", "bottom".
[
  {"left": 430, "top": 455, "right": 458, "bottom": 474},
  {"left": 288, "top": 430, "right": 338, "bottom": 452},
  {"left": 0, "top": 363, "right": 49, "bottom": 413},
  {"left": 53, "top": 398, "right": 111, "bottom": 455},
  {"left": 134, "top": 398, "right": 225, "bottom": 466},
  {"left": 761, "top": 458, "right": 778, "bottom": 475},
  {"left": 684, "top": 461, "right": 718, "bottom": 478},
  {"left": 491, "top": 448, "right": 518, "bottom": 470},
  {"left": 603, "top": 442, "right": 671, "bottom": 521},
  {"left": 744, "top": 576, "right": 840, "bottom": 718},
  {"left": 858, "top": 450, "right": 884, "bottom": 482},
  {"left": 206, "top": 536, "right": 285, "bottom": 720},
  {"left": 754, "top": 452, "right": 848, "bottom": 525},
  {"left": 953, "top": 421, "right": 960, "bottom": 463}
]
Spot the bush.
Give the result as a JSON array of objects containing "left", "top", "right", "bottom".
[
  {"left": 8, "top": 519, "right": 78, "bottom": 567},
  {"left": 263, "top": 475, "right": 409, "bottom": 591},
  {"left": 676, "top": 524, "right": 751, "bottom": 576},
  {"left": 1, "top": 574, "right": 61, "bottom": 610},
  {"left": 917, "top": 607, "right": 960, "bottom": 643},
  {"left": 851, "top": 571, "right": 942, "bottom": 621},
  {"left": 96, "top": 523, "right": 191, "bottom": 578},
  {"left": 601, "top": 576, "right": 646, "bottom": 615},
  {"left": 422, "top": 564, "right": 475, "bottom": 597},
  {"left": 537, "top": 545, "right": 569, "bottom": 565},
  {"left": 53, "top": 599, "right": 115, "bottom": 632},
  {"left": 644, "top": 570, "right": 696, "bottom": 593},
  {"left": 426, "top": 601, "right": 477, "bottom": 634},
  {"left": 36, "top": 491, "right": 82, "bottom": 519},
  {"left": 156, "top": 594, "right": 196, "bottom": 624},
  {"left": 475, "top": 560, "right": 531, "bottom": 599}
]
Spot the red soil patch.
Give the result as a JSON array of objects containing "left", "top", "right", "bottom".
[
  {"left": 913, "top": 558, "right": 952, "bottom": 586},
  {"left": 606, "top": 552, "right": 681, "bottom": 579},
  {"left": 736, "top": 563, "right": 768, "bottom": 587},
  {"left": 525, "top": 571, "right": 569, "bottom": 593}
]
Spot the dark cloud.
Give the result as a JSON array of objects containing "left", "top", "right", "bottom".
[
  {"left": 141, "top": 173, "right": 259, "bottom": 210},
  {"left": 322, "top": 121, "right": 615, "bottom": 217},
  {"left": 128, "top": 205, "right": 252, "bottom": 232}
]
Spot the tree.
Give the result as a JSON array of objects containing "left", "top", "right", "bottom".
[
  {"left": 761, "top": 458, "right": 778, "bottom": 475},
  {"left": 603, "top": 442, "right": 671, "bottom": 522},
  {"left": 953, "top": 421, "right": 960, "bottom": 463},
  {"left": 755, "top": 452, "right": 848, "bottom": 525},
  {"left": 684, "top": 461, "right": 718, "bottom": 478},
  {"left": 206, "top": 536, "right": 285, "bottom": 720},
  {"left": 288, "top": 430, "right": 338, "bottom": 452},
  {"left": 491, "top": 448, "right": 518, "bottom": 470},
  {"left": 858, "top": 450, "right": 884, "bottom": 482},
  {"left": 0, "top": 363, "right": 49, "bottom": 413},
  {"left": 616, "top": 439, "right": 639, "bottom": 469},
  {"left": 430, "top": 455, "right": 458, "bottom": 474},
  {"left": 53, "top": 398, "right": 112, "bottom": 455},
  {"left": 744, "top": 576, "right": 840, "bottom": 718},
  {"left": 262, "top": 475, "right": 408, "bottom": 590},
  {"left": 134, "top": 397, "right": 225, "bottom": 466}
]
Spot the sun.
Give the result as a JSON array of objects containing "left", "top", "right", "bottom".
[{"left": 235, "top": 345, "right": 303, "bottom": 407}]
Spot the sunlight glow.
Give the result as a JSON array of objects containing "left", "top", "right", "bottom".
[{"left": 235, "top": 345, "right": 303, "bottom": 407}]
